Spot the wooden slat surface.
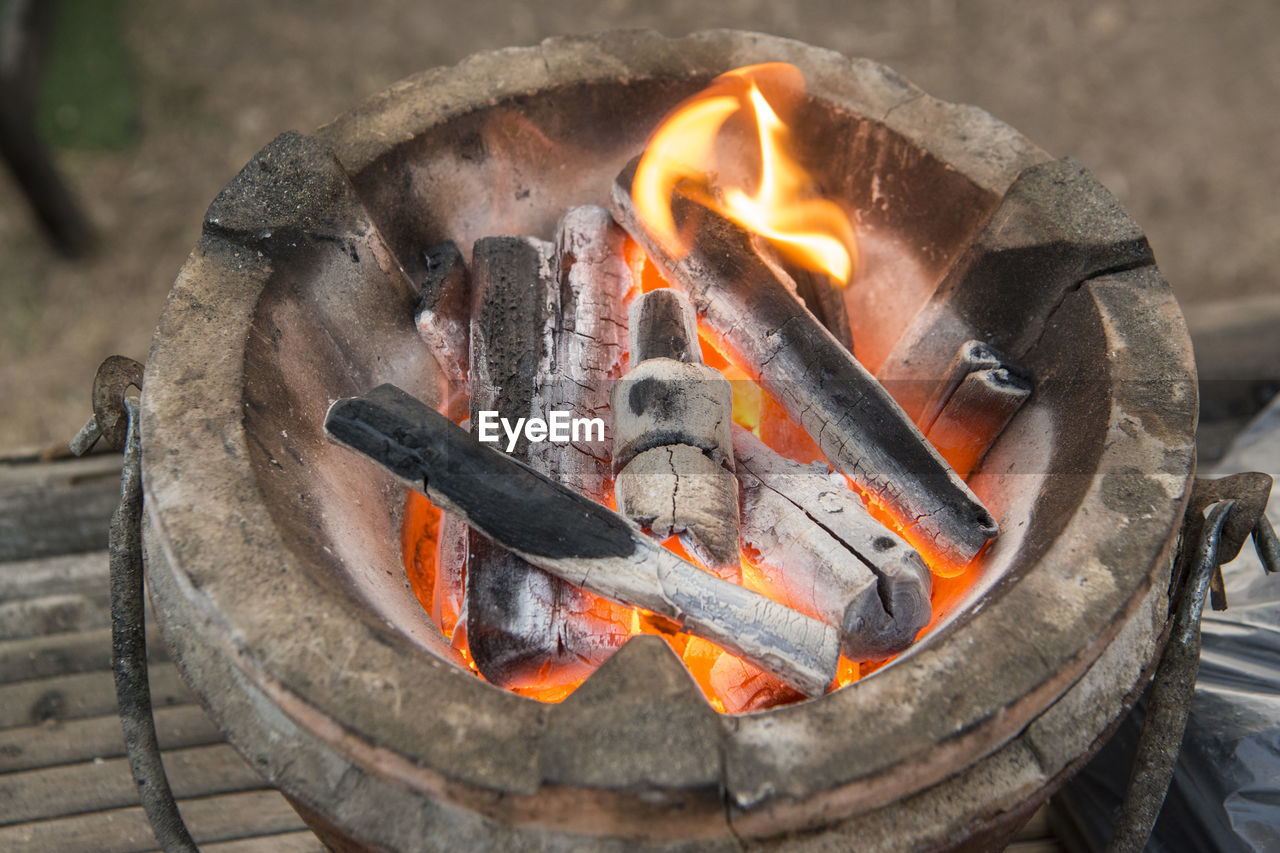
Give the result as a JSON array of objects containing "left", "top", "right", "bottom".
[
  {"left": 0, "top": 454, "right": 319, "bottom": 851},
  {"left": 0, "top": 790, "right": 314, "bottom": 853},
  {"left": 0, "top": 704, "right": 221, "bottom": 774},
  {"left": 0, "top": 453, "right": 122, "bottom": 562},
  {"left": 0, "top": 626, "right": 168, "bottom": 683},
  {"left": 0, "top": 549, "right": 110, "bottom": 601},
  {"left": 1, "top": 743, "right": 271, "bottom": 826},
  {"left": 186, "top": 829, "right": 326, "bottom": 853},
  {"left": 0, "top": 664, "right": 196, "bottom": 729}
]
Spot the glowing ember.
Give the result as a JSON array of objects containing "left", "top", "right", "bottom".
[{"left": 632, "top": 62, "right": 858, "bottom": 285}]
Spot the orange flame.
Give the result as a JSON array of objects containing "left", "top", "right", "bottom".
[{"left": 632, "top": 62, "right": 858, "bottom": 284}]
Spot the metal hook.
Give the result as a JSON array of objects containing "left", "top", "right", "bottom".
[{"left": 72, "top": 357, "right": 199, "bottom": 852}]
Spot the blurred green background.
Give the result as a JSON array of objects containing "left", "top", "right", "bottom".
[{"left": 1, "top": 0, "right": 1277, "bottom": 449}]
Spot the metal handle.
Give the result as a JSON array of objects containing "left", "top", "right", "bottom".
[
  {"left": 72, "top": 357, "right": 199, "bottom": 853},
  {"left": 1106, "top": 475, "right": 1278, "bottom": 852}
]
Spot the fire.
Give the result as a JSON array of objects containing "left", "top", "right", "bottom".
[{"left": 632, "top": 62, "right": 858, "bottom": 284}]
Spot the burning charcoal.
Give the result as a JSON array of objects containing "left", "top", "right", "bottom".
[
  {"left": 876, "top": 157, "right": 1153, "bottom": 421},
  {"left": 324, "top": 384, "right": 841, "bottom": 697},
  {"left": 611, "top": 161, "right": 996, "bottom": 566},
  {"left": 926, "top": 368, "right": 1032, "bottom": 480},
  {"left": 612, "top": 289, "right": 740, "bottom": 578},
  {"left": 543, "top": 205, "right": 631, "bottom": 495},
  {"left": 915, "top": 340, "right": 1012, "bottom": 433},
  {"left": 710, "top": 654, "right": 805, "bottom": 715},
  {"left": 614, "top": 444, "right": 740, "bottom": 578},
  {"left": 612, "top": 358, "right": 735, "bottom": 471},
  {"left": 464, "top": 220, "right": 629, "bottom": 688},
  {"left": 734, "top": 428, "right": 932, "bottom": 660},
  {"left": 414, "top": 240, "right": 471, "bottom": 393},
  {"left": 629, "top": 287, "right": 701, "bottom": 364},
  {"left": 790, "top": 266, "right": 853, "bottom": 352}
]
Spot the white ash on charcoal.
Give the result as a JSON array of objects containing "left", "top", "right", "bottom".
[
  {"left": 611, "top": 289, "right": 741, "bottom": 579},
  {"left": 325, "top": 384, "right": 841, "bottom": 697},
  {"left": 462, "top": 210, "right": 631, "bottom": 687},
  {"left": 432, "top": 510, "right": 468, "bottom": 635},
  {"left": 542, "top": 205, "right": 631, "bottom": 492},
  {"left": 610, "top": 160, "right": 998, "bottom": 566},
  {"left": 413, "top": 240, "right": 471, "bottom": 403},
  {"left": 734, "top": 427, "right": 932, "bottom": 660}
]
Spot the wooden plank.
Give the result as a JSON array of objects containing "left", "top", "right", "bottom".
[
  {"left": 0, "top": 550, "right": 108, "bottom": 601},
  {"left": 188, "top": 830, "right": 324, "bottom": 853},
  {"left": 0, "top": 627, "right": 168, "bottom": 684},
  {"left": 0, "top": 789, "right": 309, "bottom": 853},
  {"left": 1184, "top": 293, "right": 1280, "bottom": 383},
  {"left": 0, "top": 704, "right": 219, "bottom": 774},
  {"left": 0, "top": 454, "right": 122, "bottom": 562},
  {"left": 0, "top": 663, "right": 194, "bottom": 729},
  {"left": 0, "top": 743, "right": 267, "bottom": 826},
  {"left": 0, "top": 591, "right": 111, "bottom": 641}
]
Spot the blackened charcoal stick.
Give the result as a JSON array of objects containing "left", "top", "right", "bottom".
[
  {"left": 325, "top": 384, "right": 840, "bottom": 697},
  {"left": 414, "top": 240, "right": 471, "bottom": 392},
  {"left": 610, "top": 159, "right": 997, "bottom": 566},
  {"left": 467, "top": 233, "right": 623, "bottom": 687}
]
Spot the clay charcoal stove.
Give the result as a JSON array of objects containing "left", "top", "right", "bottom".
[{"left": 138, "top": 30, "right": 1205, "bottom": 852}]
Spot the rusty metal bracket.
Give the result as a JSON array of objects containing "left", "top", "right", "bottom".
[
  {"left": 1108, "top": 471, "right": 1277, "bottom": 852},
  {"left": 71, "top": 356, "right": 199, "bottom": 853}
]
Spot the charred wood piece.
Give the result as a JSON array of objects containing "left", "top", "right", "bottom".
[
  {"left": 916, "top": 340, "right": 1031, "bottom": 478},
  {"left": 414, "top": 240, "right": 471, "bottom": 392},
  {"left": 734, "top": 428, "right": 932, "bottom": 660},
  {"left": 629, "top": 287, "right": 701, "bottom": 364},
  {"left": 543, "top": 205, "right": 631, "bottom": 496},
  {"left": 325, "top": 384, "right": 841, "bottom": 697},
  {"left": 790, "top": 266, "right": 853, "bottom": 353},
  {"left": 916, "top": 340, "right": 1011, "bottom": 433},
  {"left": 710, "top": 654, "right": 805, "bottom": 715},
  {"left": 463, "top": 225, "right": 628, "bottom": 688},
  {"left": 926, "top": 367, "right": 1032, "bottom": 480},
  {"left": 466, "top": 235, "right": 572, "bottom": 685},
  {"left": 614, "top": 444, "right": 741, "bottom": 578},
  {"left": 612, "top": 289, "right": 740, "bottom": 577},
  {"left": 611, "top": 160, "right": 996, "bottom": 565},
  {"left": 611, "top": 358, "right": 735, "bottom": 471}
]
